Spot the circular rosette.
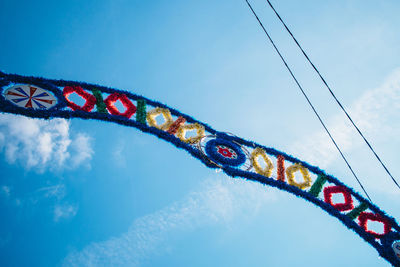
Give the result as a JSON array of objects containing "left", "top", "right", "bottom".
[
  {"left": 203, "top": 137, "right": 247, "bottom": 167},
  {"left": 3, "top": 84, "right": 57, "bottom": 109}
]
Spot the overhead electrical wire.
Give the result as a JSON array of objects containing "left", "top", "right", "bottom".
[
  {"left": 244, "top": 0, "right": 372, "bottom": 201},
  {"left": 264, "top": 0, "right": 400, "bottom": 191}
]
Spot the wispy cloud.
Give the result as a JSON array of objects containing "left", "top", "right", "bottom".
[
  {"left": 0, "top": 185, "right": 22, "bottom": 207},
  {"left": 2, "top": 182, "right": 79, "bottom": 221},
  {"left": 290, "top": 68, "right": 400, "bottom": 193},
  {"left": 62, "top": 175, "right": 276, "bottom": 266},
  {"left": 69, "top": 133, "right": 93, "bottom": 168},
  {"left": 0, "top": 114, "right": 93, "bottom": 171},
  {"left": 36, "top": 184, "right": 66, "bottom": 200},
  {"left": 1, "top": 185, "right": 10, "bottom": 197},
  {"left": 54, "top": 204, "right": 78, "bottom": 222},
  {"left": 112, "top": 140, "right": 127, "bottom": 167}
]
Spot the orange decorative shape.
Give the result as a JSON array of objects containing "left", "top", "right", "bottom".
[
  {"left": 277, "top": 155, "right": 285, "bottom": 182},
  {"left": 167, "top": 116, "right": 186, "bottom": 135}
]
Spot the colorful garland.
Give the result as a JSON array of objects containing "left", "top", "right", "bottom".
[{"left": 0, "top": 71, "right": 399, "bottom": 266}]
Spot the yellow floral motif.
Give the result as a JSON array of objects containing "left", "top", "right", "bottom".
[
  {"left": 250, "top": 147, "right": 274, "bottom": 177},
  {"left": 146, "top": 107, "right": 174, "bottom": 130},
  {"left": 286, "top": 163, "right": 312, "bottom": 190},
  {"left": 176, "top": 123, "right": 205, "bottom": 144}
]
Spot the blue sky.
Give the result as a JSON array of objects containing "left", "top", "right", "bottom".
[{"left": 0, "top": 0, "right": 400, "bottom": 266}]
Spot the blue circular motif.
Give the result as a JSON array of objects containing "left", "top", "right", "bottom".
[{"left": 205, "top": 138, "right": 246, "bottom": 167}]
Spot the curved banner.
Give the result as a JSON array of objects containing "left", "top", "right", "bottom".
[{"left": 0, "top": 72, "right": 399, "bottom": 266}]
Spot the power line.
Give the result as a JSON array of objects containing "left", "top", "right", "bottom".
[
  {"left": 244, "top": 0, "right": 372, "bottom": 201},
  {"left": 264, "top": 0, "right": 400, "bottom": 191}
]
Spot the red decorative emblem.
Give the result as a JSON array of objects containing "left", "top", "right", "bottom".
[
  {"left": 323, "top": 185, "right": 354, "bottom": 211},
  {"left": 63, "top": 86, "right": 96, "bottom": 112},
  {"left": 216, "top": 145, "right": 237, "bottom": 159},
  {"left": 358, "top": 212, "right": 391, "bottom": 238},
  {"left": 4, "top": 84, "right": 57, "bottom": 109},
  {"left": 104, "top": 93, "right": 136, "bottom": 118}
]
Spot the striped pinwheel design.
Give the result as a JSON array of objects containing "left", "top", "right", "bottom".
[{"left": 4, "top": 84, "right": 56, "bottom": 109}]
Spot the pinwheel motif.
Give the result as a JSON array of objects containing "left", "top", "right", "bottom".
[{"left": 4, "top": 84, "right": 56, "bottom": 109}]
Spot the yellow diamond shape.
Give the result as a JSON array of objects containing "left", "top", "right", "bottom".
[
  {"left": 286, "top": 163, "right": 312, "bottom": 190},
  {"left": 250, "top": 147, "right": 274, "bottom": 177},
  {"left": 146, "top": 107, "right": 174, "bottom": 131},
  {"left": 176, "top": 123, "right": 205, "bottom": 144}
]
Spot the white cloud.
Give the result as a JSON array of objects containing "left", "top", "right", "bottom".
[
  {"left": 290, "top": 68, "right": 400, "bottom": 193},
  {"left": 62, "top": 175, "right": 276, "bottom": 267},
  {"left": 0, "top": 114, "right": 93, "bottom": 171},
  {"left": 54, "top": 204, "right": 78, "bottom": 222},
  {"left": 70, "top": 133, "right": 93, "bottom": 168}
]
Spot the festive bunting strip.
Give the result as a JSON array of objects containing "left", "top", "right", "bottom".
[{"left": 0, "top": 71, "right": 399, "bottom": 266}]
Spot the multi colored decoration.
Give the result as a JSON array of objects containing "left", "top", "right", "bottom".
[
  {"left": 205, "top": 138, "right": 246, "bottom": 167},
  {"left": 0, "top": 72, "right": 399, "bottom": 266},
  {"left": 4, "top": 84, "right": 57, "bottom": 109}
]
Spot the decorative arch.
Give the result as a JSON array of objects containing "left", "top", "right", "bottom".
[{"left": 0, "top": 72, "right": 399, "bottom": 266}]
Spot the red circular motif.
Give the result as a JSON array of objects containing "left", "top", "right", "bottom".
[
  {"left": 63, "top": 86, "right": 96, "bottom": 112},
  {"left": 216, "top": 145, "right": 237, "bottom": 159},
  {"left": 104, "top": 93, "right": 137, "bottom": 118}
]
